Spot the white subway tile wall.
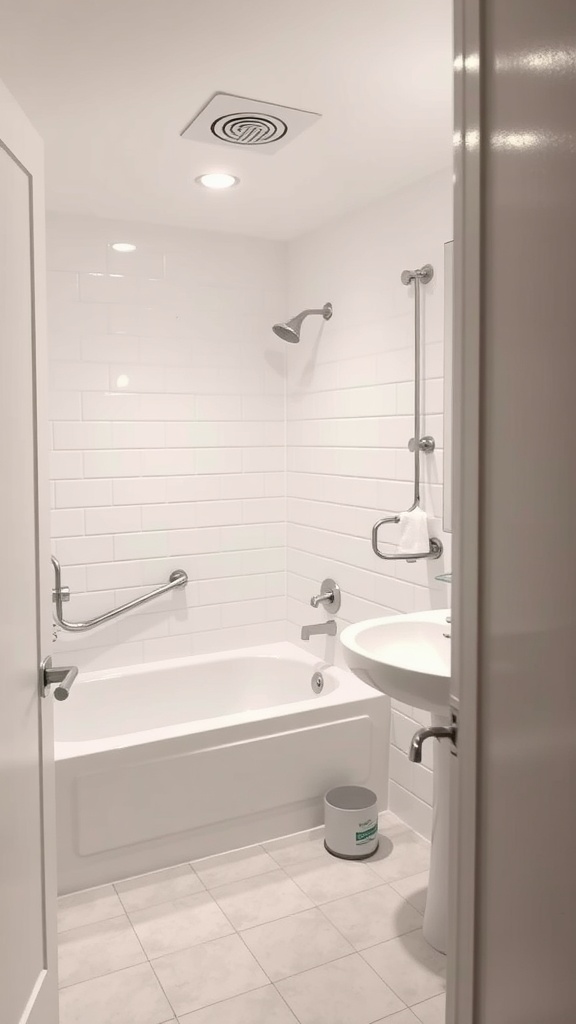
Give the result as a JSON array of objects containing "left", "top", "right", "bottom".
[
  {"left": 285, "top": 170, "right": 453, "bottom": 836},
  {"left": 47, "top": 170, "right": 451, "bottom": 838},
  {"left": 47, "top": 214, "right": 288, "bottom": 671}
]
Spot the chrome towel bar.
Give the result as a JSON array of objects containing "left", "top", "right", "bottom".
[{"left": 51, "top": 555, "right": 188, "bottom": 633}]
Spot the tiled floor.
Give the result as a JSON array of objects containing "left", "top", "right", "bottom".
[{"left": 57, "top": 812, "right": 446, "bottom": 1024}]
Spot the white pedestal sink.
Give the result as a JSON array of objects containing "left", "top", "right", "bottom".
[{"left": 340, "top": 610, "right": 451, "bottom": 954}]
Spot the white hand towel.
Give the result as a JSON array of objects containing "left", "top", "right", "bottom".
[{"left": 397, "top": 507, "right": 429, "bottom": 555}]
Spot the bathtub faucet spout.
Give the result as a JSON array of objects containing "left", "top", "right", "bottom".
[{"left": 301, "top": 620, "right": 337, "bottom": 641}]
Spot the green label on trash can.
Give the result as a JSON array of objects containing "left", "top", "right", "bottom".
[{"left": 356, "top": 822, "right": 378, "bottom": 844}]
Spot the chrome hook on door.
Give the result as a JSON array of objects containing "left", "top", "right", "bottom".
[{"left": 41, "top": 655, "right": 78, "bottom": 701}]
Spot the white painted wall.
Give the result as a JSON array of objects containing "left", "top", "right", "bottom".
[
  {"left": 48, "top": 215, "right": 287, "bottom": 671},
  {"left": 286, "top": 169, "right": 453, "bottom": 836}
]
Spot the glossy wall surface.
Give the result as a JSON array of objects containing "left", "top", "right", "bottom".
[
  {"left": 469, "top": 3, "right": 576, "bottom": 1020},
  {"left": 47, "top": 216, "right": 287, "bottom": 672},
  {"left": 287, "top": 170, "right": 453, "bottom": 837}
]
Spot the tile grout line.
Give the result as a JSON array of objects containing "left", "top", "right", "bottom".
[
  {"left": 269, "top": 979, "right": 301, "bottom": 1023},
  {"left": 112, "top": 863, "right": 207, "bottom": 914},
  {"left": 237, "top": 915, "right": 356, "bottom": 985},
  {"left": 58, "top": 826, "right": 432, "bottom": 1011},
  {"left": 58, "top": 892, "right": 182, "bottom": 1019},
  {"left": 356, "top": 937, "right": 447, "bottom": 1010},
  {"left": 57, "top": 909, "right": 128, "bottom": 937},
  {"left": 144, "top": 933, "right": 270, "bottom": 1020},
  {"left": 267, "top": 950, "right": 410, "bottom": 1022},
  {"left": 59, "top": 957, "right": 154, "bottom": 992},
  {"left": 229, "top": 911, "right": 380, "bottom": 1024},
  {"left": 313, "top": 891, "right": 423, "bottom": 955},
  {"left": 148, "top": 955, "right": 182, "bottom": 1023},
  {"left": 277, "top": 854, "right": 384, "bottom": 908}
]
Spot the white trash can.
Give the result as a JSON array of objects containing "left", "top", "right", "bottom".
[{"left": 324, "top": 785, "right": 379, "bottom": 860}]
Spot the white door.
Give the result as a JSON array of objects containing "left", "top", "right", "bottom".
[
  {"left": 0, "top": 80, "right": 59, "bottom": 1024},
  {"left": 445, "top": 1, "right": 481, "bottom": 1020},
  {"left": 449, "top": 1, "right": 576, "bottom": 1021}
]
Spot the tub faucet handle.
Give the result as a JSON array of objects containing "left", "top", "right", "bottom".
[{"left": 310, "top": 578, "right": 341, "bottom": 613}]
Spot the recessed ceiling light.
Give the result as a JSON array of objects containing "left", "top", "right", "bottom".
[
  {"left": 195, "top": 173, "right": 239, "bottom": 190},
  {"left": 111, "top": 242, "right": 136, "bottom": 252}
]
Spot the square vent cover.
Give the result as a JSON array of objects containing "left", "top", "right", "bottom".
[{"left": 181, "top": 92, "right": 321, "bottom": 155}]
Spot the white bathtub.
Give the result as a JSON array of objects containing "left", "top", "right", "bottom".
[{"left": 55, "top": 641, "right": 389, "bottom": 893}]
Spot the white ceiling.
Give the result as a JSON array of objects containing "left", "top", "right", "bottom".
[{"left": 0, "top": 0, "right": 453, "bottom": 240}]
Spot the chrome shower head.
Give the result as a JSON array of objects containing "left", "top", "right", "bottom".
[
  {"left": 273, "top": 320, "right": 301, "bottom": 343},
  {"left": 273, "top": 302, "right": 333, "bottom": 343}
]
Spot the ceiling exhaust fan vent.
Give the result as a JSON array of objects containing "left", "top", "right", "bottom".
[
  {"left": 211, "top": 112, "right": 288, "bottom": 146},
  {"left": 181, "top": 93, "right": 320, "bottom": 155}
]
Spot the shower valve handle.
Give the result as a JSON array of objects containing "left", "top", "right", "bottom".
[{"left": 310, "top": 578, "right": 341, "bottom": 614}]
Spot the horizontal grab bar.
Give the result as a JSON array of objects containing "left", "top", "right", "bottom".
[
  {"left": 371, "top": 516, "right": 443, "bottom": 562},
  {"left": 51, "top": 555, "right": 188, "bottom": 633}
]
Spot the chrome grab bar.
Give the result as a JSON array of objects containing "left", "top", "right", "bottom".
[
  {"left": 51, "top": 555, "right": 188, "bottom": 632},
  {"left": 372, "top": 514, "right": 443, "bottom": 562},
  {"left": 371, "top": 263, "right": 443, "bottom": 563}
]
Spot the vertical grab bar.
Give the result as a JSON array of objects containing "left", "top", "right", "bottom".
[
  {"left": 371, "top": 263, "right": 442, "bottom": 562},
  {"left": 401, "top": 264, "right": 435, "bottom": 511}
]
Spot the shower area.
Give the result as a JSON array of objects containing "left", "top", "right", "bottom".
[{"left": 49, "top": 166, "right": 452, "bottom": 891}]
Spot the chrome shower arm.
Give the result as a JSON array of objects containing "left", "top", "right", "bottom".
[
  {"left": 300, "top": 306, "right": 330, "bottom": 317},
  {"left": 273, "top": 302, "right": 332, "bottom": 342}
]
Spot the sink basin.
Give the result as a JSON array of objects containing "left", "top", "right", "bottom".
[{"left": 340, "top": 609, "right": 451, "bottom": 712}]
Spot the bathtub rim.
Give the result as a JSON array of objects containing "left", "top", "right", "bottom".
[{"left": 54, "top": 640, "right": 381, "bottom": 760}]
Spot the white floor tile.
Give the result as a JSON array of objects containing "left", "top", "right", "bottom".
[
  {"left": 211, "top": 868, "right": 313, "bottom": 930},
  {"left": 390, "top": 873, "right": 429, "bottom": 915},
  {"left": 283, "top": 856, "right": 383, "bottom": 905},
  {"left": 378, "top": 811, "right": 405, "bottom": 832},
  {"left": 115, "top": 863, "right": 205, "bottom": 912},
  {"left": 263, "top": 827, "right": 328, "bottom": 868},
  {"left": 151, "top": 933, "right": 268, "bottom": 1016},
  {"left": 192, "top": 845, "right": 279, "bottom": 889},
  {"left": 368, "top": 831, "right": 430, "bottom": 884},
  {"left": 128, "top": 892, "right": 234, "bottom": 958},
  {"left": 58, "top": 962, "right": 173, "bottom": 1024},
  {"left": 56, "top": 820, "right": 440, "bottom": 1024},
  {"left": 276, "top": 953, "right": 406, "bottom": 1024},
  {"left": 373, "top": 1012, "right": 420, "bottom": 1024},
  {"left": 320, "top": 884, "right": 423, "bottom": 950},
  {"left": 362, "top": 931, "right": 446, "bottom": 1006},
  {"left": 411, "top": 992, "right": 446, "bottom": 1023},
  {"left": 241, "top": 907, "right": 353, "bottom": 980},
  {"left": 58, "top": 884, "right": 125, "bottom": 933},
  {"left": 58, "top": 915, "right": 146, "bottom": 988},
  {"left": 177, "top": 985, "right": 299, "bottom": 1023}
]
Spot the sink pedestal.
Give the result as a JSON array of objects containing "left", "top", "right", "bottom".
[
  {"left": 423, "top": 713, "right": 450, "bottom": 954},
  {"left": 338, "top": 611, "right": 452, "bottom": 953}
]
